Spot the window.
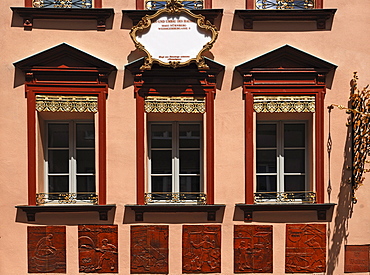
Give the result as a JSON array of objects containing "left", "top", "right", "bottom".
[
  {"left": 44, "top": 120, "right": 96, "bottom": 204},
  {"left": 255, "top": 0, "right": 315, "bottom": 10},
  {"left": 145, "top": 0, "right": 204, "bottom": 10},
  {"left": 148, "top": 121, "right": 203, "bottom": 203},
  {"left": 255, "top": 121, "right": 314, "bottom": 203}
]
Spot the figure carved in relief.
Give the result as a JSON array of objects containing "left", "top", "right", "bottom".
[
  {"left": 32, "top": 234, "right": 58, "bottom": 272},
  {"left": 190, "top": 235, "right": 219, "bottom": 271},
  {"left": 95, "top": 238, "right": 117, "bottom": 271},
  {"left": 237, "top": 241, "right": 252, "bottom": 271},
  {"left": 132, "top": 238, "right": 153, "bottom": 271}
]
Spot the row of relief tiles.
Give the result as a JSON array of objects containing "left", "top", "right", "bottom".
[{"left": 28, "top": 224, "right": 327, "bottom": 273}]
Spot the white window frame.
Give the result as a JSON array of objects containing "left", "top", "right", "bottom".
[
  {"left": 148, "top": 121, "right": 203, "bottom": 203},
  {"left": 44, "top": 120, "right": 95, "bottom": 204},
  {"left": 255, "top": 120, "right": 308, "bottom": 202}
]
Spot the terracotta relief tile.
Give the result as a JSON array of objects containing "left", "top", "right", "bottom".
[
  {"left": 345, "top": 245, "right": 370, "bottom": 273},
  {"left": 234, "top": 225, "right": 273, "bottom": 273},
  {"left": 28, "top": 226, "right": 66, "bottom": 273},
  {"left": 130, "top": 225, "right": 169, "bottom": 274},
  {"left": 78, "top": 225, "right": 118, "bottom": 273},
  {"left": 285, "top": 224, "right": 326, "bottom": 273},
  {"left": 182, "top": 225, "right": 221, "bottom": 273}
]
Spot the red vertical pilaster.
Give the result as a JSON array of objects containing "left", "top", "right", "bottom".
[
  {"left": 206, "top": 90, "right": 215, "bottom": 205},
  {"left": 316, "top": 0, "right": 323, "bottom": 9},
  {"left": 245, "top": 91, "right": 254, "bottom": 204},
  {"left": 136, "top": 0, "right": 144, "bottom": 10},
  {"left": 136, "top": 92, "right": 145, "bottom": 205},
  {"left": 204, "top": 0, "right": 212, "bottom": 9},
  {"left": 98, "top": 91, "right": 107, "bottom": 205},
  {"left": 27, "top": 89, "right": 36, "bottom": 206},
  {"left": 315, "top": 91, "right": 325, "bottom": 204},
  {"left": 246, "top": 0, "right": 254, "bottom": 9},
  {"left": 25, "top": 0, "right": 32, "bottom": 7},
  {"left": 94, "top": 0, "right": 102, "bottom": 8}
]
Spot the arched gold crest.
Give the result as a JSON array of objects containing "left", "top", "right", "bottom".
[{"left": 130, "top": 0, "right": 218, "bottom": 70}]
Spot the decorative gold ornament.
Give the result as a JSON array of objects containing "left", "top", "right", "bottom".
[
  {"left": 253, "top": 96, "right": 315, "bottom": 113},
  {"left": 254, "top": 191, "right": 316, "bottom": 203},
  {"left": 145, "top": 96, "right": 205, "bottom": 113},
  {"left": 130, "top": 0, "right": 218, "bottom": 70},
  {"left": 36, "top": 193, "right": 98, "bottom": 205},
  {"left": 144, "top": 192, "right": 207, "bottom": 204},
  {"left": 36, "top": 95, "right": 98, "bottom": 113}
]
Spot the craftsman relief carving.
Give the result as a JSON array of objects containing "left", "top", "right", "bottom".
[
  {"left": 78, "top": 225, "right": 118, "bottom": 273},
  {"left": 36, "top": 95, "right": 98, "bottom": 113},
  {"left": 145, "top": 96, "right": 206, "bottom": 114},
  {"left": 285, "top": 224, "right": 326, "bottom": 273},
  {"left": 28, "top": 226, "right": 66, "bottom": 273},
  {"left": 345, "top": 245, "right": 370, "bottom": 273},
  {"left": 182, "top": 225, "right": 221, "bottom": 273},
  {"left": 234, "top": 225, "right": 273, "bottom": 273},
  {"left": 131, "top": 225, "right": 169, "bottom": 274},
  {"left": 253, "top": 96, "right": 315, "bottom": 113}
]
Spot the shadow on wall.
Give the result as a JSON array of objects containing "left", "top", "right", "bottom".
[{"left": 327, "top": 103, "right": 354, "bottom": 275}]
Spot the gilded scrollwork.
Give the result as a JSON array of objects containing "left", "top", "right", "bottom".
[
  {"left": 36, "top": 95, "right": 98, "bottom": 113},
  {"left": 130, "top": 0, "right": 218, "bottom": 70},
  {"left": 253, "top": 96, "right": 315, "bottom": 113},
  {"left": 145, "top": 96, "right": 205, "bottom": 113}
]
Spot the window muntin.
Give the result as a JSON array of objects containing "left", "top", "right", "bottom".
[
  {"left": 145, "top": 0, "right": 203, "bottom": 10},
  {"left": 256, "top": 121, "right": 310, "bottom": 202},
  {"left": 32, "top": 0, "right": 93, "bottom": 8},
  {"left": 148, "top": 121, "right": 203, "bottom": 203},
  {"left": 45, "top": 120, "right": 95, "bottom": 203},
  {"left": 255, "top": 0, "right": 315, "bottom": 10}
]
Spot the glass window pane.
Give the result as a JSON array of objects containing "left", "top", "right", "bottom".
[
  {"left": 151, "top": 124, "right": 172, "bottom": 148},
  {"left": 76, "top": 123, "right": 95, "bottom": 148},
  {"left": 48, "top": 123, "right": 69, "bottom": 148},
  {"left": 256, "top": 175, "right": 277, "bottom": 192},
  {"left": 76, "top": 150, "right": 95, "bottom": 173},
  {"left": 257, "top": 124, "right": 276, "bottom": 148},
  {"left": 48, "top": 150, "right": 69, "bottom": 173},
  {"left": 284, "top": 175, "right": 305, "bottom": 192},
  {"left": 151, "top": 176, "right": 172, "bottom": 193},
  {"left": 77, "top": 176, "right": 96, "bottom": 199},
  {"left": 151, "top": 150, "right": 172, "bottom": 174},
  {"left": 48, "top": 176, "right": 69, "bottom": 193},
  {"left": 284, "top": 124, "right": 305, "bottom": 147},
  {"left": 256, "top": 149, "right": 277, "bottom": 173},
  {"left": 180, "top": 176, "right": 200, "bottom": 193},
  {"left": 180, "top": 150, "right": 200, "bottom": 174},
  {"left": 179, "top": 124, "right": 200, "bottom": 148},
  {"left": 284, "top": 149, "right": 305, "bottom": 173}
]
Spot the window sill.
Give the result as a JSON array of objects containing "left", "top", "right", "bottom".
[
  {"left": 11, "top": 7, "right": 114, "bottom": 30},
  {"left": 235, "top": 9, "right": 336, "bottom": 30},
  {"left": 122, "top": 9, "right": 223, "bottom": 26},
  {"left": 236, "top": 203, "right": 336, "bottom": 222},
  {"left": 16, "top": 204, "right": 116, "bottom": 222},
  {"left": 126, "top": 204, "right": 225, "bottom": 221}
]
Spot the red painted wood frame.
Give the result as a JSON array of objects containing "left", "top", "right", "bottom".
[
  {"left": 244, "top": 87, "right": 326, "bottom": 204},
  {"left": 135, "top": 87, "right": 215, "bottom": 205},
  {"left": 136, "top": 0, "right": 212, "bottom": 10},
  {"left": 25, "top": 0, "right": 102, "bottom": 7},
  {"left": 26, "top": 84, "right": 108, "bottom": 206},
  {"left": 245, "top": 0, "right": 323, "bottom": 9}
]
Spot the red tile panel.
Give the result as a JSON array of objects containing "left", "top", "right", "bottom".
[
  {"left": 131, "top": 225, "right": 169, "bottom": 274},
  {"left": 345, "top": 245, "right": 370, "bottom": 273},
  {"left": 234, "top": 225, "right": 273, "bottom": 273},
  {"left": 182, "top": 225, "right": 221, "bottom": 273},
  {"left": 78, "top": 225, "right": 118, "bottom": 273},
  {"left": 286, "top": 224, "right": 326, "bottom": 273},
  {"left": 28, "top": 226, "right": 66, "bottom": 273}
]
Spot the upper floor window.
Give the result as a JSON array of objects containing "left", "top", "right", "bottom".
[
  {"left": 145, "top": 0, "right": 204, "bottom": 10},
  {"left": 32, "top": 0, "right": 93, "bottom": 8},
  {"left": 255, "top": 0, "right": 315, "bottom": 10}
]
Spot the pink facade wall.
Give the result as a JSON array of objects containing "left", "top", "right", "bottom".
[{"left": 1, "top": 0, "right": 370, "bottom": 274}]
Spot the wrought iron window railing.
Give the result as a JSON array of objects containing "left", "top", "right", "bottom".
[
  {"left": 145, "top": 192, "right": 207, "bottom": 204},
  {"left": 145, "top": 1, "right": 203, "bottom": 10},
  {"left": 32, "top": 0, "right": 92, "bottom": 8},
  {"left": 256, "top": 0, "right": 315, "bottom": 10},
  {"left": 36, "top": 193, "right": 98, "bottom": 205},
  {"left": 254, "top": 191, "right": 316, "bottom": 203}
]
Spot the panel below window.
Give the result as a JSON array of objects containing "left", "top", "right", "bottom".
[
  {"left": 255, "top": 0, "right": 314, "bottom": 10},
  {"left": 32, "top": 0, "right": 92, "bottom": 8}
]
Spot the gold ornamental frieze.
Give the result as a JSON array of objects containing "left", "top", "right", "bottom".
[
  {"left": 36, "top": 95, "right": 98, "bottom": 113},
  {"left": 145, "top": 96, "right": 205, "bottom": 113},
  {"left": 130, "top": 0, "right": 218, "bottom": 70},
  {"left": 253, "top": 96, "right": 315, "bottom": 113}
]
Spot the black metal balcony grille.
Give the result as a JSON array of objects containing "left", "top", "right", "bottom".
[
  {"left": 32, "top": 0, "right": 92, "bottom": 8},
  {"left": 256, "top": 0, "right": 315, "bottom": 9},
  {"left": 254, "top": 191, "right": 316, "bottom": 203},
  {"left": 36, "top": 193, "right": 98, "bottom": 205},
  {"left": 145, "top": 1, "right": 203, "bottom": 10},
  {"left": 145, "top": 192, "right": 207, "bottom": 204}
]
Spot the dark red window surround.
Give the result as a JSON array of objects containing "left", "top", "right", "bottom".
[{"left": 135, "top": 0, "right": 212, "bottom": 10}]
